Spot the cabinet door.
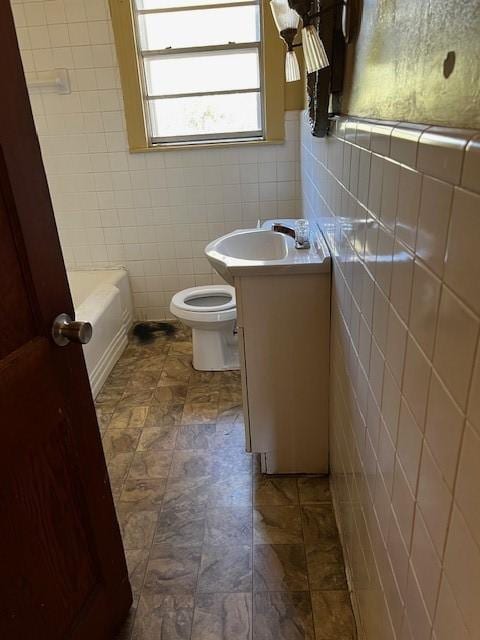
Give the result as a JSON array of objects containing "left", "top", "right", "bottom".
[{"left": 238, "top": 274, "right": 330, "bottom": 474}]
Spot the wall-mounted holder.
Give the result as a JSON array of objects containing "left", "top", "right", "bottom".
[{"left": 27, "top": 68, "right": 71, "bottom": 95}]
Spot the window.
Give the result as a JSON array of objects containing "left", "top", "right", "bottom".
[
  {"left": 109, "top": 0, "right": 303, "bottom": 150},
  {"left": 135, "top": 0, "right": 264, "bottom": 144}
]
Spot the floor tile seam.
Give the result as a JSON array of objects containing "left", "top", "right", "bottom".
[
  {"left": 190, "top": 586, "right": 329, "bottom": 596},
  {"left": 297, "top": 487, "right": 319, "bottom": 640},
  {"left": 187, "top": 516, "right": 213, "bottom": 640},
  {"left": 249, "top": 454, "right": 255, "bottom": 597},
  {"left": 188, "top": 450, "right": 211, "bottom": 617},
  {"left": 121, "top": 500, "right": 156, "bottom": 640},
  {"left": 253, "top": 587, "right": 314, "bottom": 593},
  {"left": 129, "top": 403, "right": 176, "bottom": 635},
  {"left": 116, "top": 433, "right": 144, "bottom": 503}
]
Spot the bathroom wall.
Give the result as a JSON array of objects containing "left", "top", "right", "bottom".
[
  {"left": 302, "top": 115, "right": 480, "bottom": 638},
  {"left": 342, "top": 0, "right": 480, "bottom": 129},
  {"left": 10, "top": 0, "right": 301, "bottom": 319}
]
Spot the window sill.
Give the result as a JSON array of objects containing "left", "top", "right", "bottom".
[{"left": 130, "top": 137, "right": 285, "bottom": 153}]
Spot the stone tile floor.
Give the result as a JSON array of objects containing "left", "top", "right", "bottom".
[{"left": 95, "top": 324, "right": 356, "bottom": 640}]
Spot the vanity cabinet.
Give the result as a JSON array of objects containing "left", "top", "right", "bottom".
[{"left": 235, "top": 269, "right": 331, "bottom": 474}]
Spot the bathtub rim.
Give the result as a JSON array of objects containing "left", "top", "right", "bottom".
[{"left": 67, "top": 267, "right": 133, "bottom": 398}]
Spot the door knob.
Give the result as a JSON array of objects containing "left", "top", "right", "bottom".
[{"left": 52, "top": 313, "right": 92, "bottom": 346}]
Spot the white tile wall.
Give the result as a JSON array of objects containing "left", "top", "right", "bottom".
[
  {"left": 301, "top": 113, "right": 480, "bottom": 639},
  {"left": 11, "top": 0, "right": 301, "bottom": 319}
]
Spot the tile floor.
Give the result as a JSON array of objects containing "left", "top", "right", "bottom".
[{"left": 95, "top": 324, "right": 356, "bottom": 640}]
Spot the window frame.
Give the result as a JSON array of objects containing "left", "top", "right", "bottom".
[{"left": 108, "top": 0, "right": 303, "bottom": 151}]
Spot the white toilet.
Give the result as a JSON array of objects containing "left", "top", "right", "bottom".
[{"left": 169, "top": 284, "right": 239, "bottom": 371}]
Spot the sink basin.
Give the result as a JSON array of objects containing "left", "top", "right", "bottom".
[
  {"left": 205, "top": 226, "right": 330, "bottom": 285},
  {"left": 213, "top": 229, "right": 289, "bottom": 261}
]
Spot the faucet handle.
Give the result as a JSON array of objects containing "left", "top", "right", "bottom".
[{"left": 294, "top": 219, "right": 310, "bottom": 249}]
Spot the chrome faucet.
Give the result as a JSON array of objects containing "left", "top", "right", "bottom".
[
  {"left": 271, "top": 222, "right": 295, "bottom": 239},
  {"left": 271, "top": 222, "right": 311, "bottom": 250}
]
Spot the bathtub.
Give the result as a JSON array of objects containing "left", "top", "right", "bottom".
[{"left": 67, "top": 268, "right": 133, "bottom": 398}]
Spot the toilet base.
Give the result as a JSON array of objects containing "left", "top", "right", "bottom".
[{"left": 192, "top": 326, "right": 239, "bottom": 371}]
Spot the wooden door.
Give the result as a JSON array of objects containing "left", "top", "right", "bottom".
[{"left": 0, "top": 3, "right": 132, "bottom": 639}]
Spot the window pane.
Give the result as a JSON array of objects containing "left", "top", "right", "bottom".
[
  {"left": 138, "top": 6, "right": 260, "bottom": 50},
  {"left": 137, "top": 0, "right": 254, "bottom": 8},
  {"left": 144, "top": 50, "right": 260, "bottom": 96},
  {"left": 149, "top": 92, "right": 262, "bottom": 138}
]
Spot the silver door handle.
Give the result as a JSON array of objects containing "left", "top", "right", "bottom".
[{"left": 52, "top": 313, "right": 92, "bottom": 346}]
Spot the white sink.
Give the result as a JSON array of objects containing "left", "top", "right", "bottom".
[
  {"left": 205, "top": 226, "right": 330, "bottom": 285},
  {"left": 213, "top": 229, "right": 289, "bottom": 261}
]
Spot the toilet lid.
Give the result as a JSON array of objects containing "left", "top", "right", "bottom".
[{"left": 171, "top": 285, "right": 236, "bottom": 313}]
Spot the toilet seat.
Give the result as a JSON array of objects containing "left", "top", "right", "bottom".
[
  {"left": 170, "top": 285, "right": 236, "bottom": 324},
  {"left": 171, "top": 285, "right": 236, "bottom": 313}
]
